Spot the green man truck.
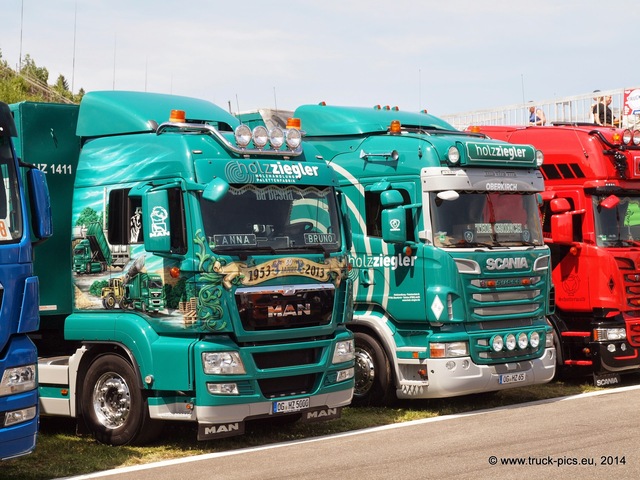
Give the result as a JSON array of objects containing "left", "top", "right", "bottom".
[
  {"left": 293, "top": 104, "right": 556, "bottom": 404},
  {"left": 12, "top": 92, "right": 354, "bottom": 445}
]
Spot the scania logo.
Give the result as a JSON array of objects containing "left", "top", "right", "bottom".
[{"left": 485, "top": 257, "right": 529, "bottom": 270}]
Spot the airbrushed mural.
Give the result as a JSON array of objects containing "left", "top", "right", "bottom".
[{"left": 71, "top": 186, "right": 346, "bottom": 334}]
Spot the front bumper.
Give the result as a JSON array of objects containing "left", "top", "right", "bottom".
[{"left": 396, "top": 347, "right": 556, "bottom": 399}]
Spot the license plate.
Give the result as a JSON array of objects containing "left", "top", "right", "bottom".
[
  {"left": 272, "top": 397, "right": 310, "bottom": 414},
  {"left": 499, "top": 372, "right": 526, "bottom": 384}
]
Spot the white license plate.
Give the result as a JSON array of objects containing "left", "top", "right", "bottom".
[
  {"left": 499, "top": 372, "right": 526, "bottom": 384},
  {"left": 272, "top": 397, "right": 310, "bottom": 414}
]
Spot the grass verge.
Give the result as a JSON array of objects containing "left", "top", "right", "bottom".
[{"left": 1, "top": 379, "right": 609, "bottom": 480}]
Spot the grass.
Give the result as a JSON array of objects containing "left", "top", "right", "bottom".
[{"left": 1, "top": 378, "right": 615, "bottom": 480}]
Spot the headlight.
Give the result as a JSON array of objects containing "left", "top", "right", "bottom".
[
  {"left": 333, "top": 339, "right": 355, "bottom": 363},
  {"left": 430, "top": 341, "right": 469, "bottom": 358},
  {"left": 536, "top": 150, "right": 544, "bottom": 166},
  {"left": 545, "top": 330, "right": 554, "bottom": 348},
  {"left": 234, "top": 124, "right": 252, "bottom": 148},
  {"left": 202, "top": 352, "right": 246, "bottom": 374},
  {"left": 4, "top": 407, "right": 36, "bottom": 427},
  {"left": 529, "top": 331, "right": 540, "bottom": 349},
  {"left": 593, "top": 327, "right": 626, "bottom": 341},
  {"left": 505, "top": 334, "right": 516, "bottom": 351},
  {"left": 285, "top": 128, "right": 302, "bottom": 149},
  {"left": 491, "top": 335, "right": 504, "bottom": 352},
  {"left": 622, "top": 129, "right": 632, "bottom": 145},
  {"left": 207, "top": 383, "right": 240, "bottom": 395},
  {"left": 252, "top": 126, "right": 268, "bottom": 148},
  {"left": 447, "top": 146, "right": 460, "bottom": 164},
  {"left": 633, "top": 130, "right": 640, "bottom": 146},
  {"left": 0, "top": 364, "right": 36, "bottom": 396},
  {"left": 518, "top": 332, "right": 529, "bottom": 349},
  {"left": 269, "top": 127, "right": 284, "bottom": 149}
]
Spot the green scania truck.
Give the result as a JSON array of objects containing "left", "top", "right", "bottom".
[
  {"left": 293, "top": 104, "right": 556, "bottom": 404},
  {"left": 11, "top": 92, "right": 355, "bottom": 445}
]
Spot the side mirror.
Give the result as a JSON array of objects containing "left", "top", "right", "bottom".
[
  {"left": 600, "top": 195, "right": 620, "bottom": 209},
  {"left": 551, "top": 213, "right": 573, "bottom": 244},
  {"left": 142, "top": 189, "right": 172, "bottom": 253},
  {"left": 202, "top": 177, "right": 229, "bottom": 202},
  {"left": 27, "top": 168, "right": 53, "bottom": 240},
  {"left": 380, "top": 190, "right": 404, "bottom": 208},
  {"left": 550, "top": 198, "right": 571, "bottom": 213},
  {"left": 382, "top": 206, "right": 407, "bottom": 243}
]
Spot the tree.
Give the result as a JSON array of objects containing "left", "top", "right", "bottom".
[
  {"left": 20, "top": 54, "right": 49, "bottom": 86},
  {"left": 75, "top": 207, "right": 101, "bottom": 227}
]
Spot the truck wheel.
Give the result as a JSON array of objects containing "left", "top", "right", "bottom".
[
  {"left": 81, "top": 354, "right": 162, "bottom": 445},
  {"left": 103, "top": 294, "right": 116, "bottom": 310},
  {"left": 353, "top": 332, "right": 394, "bottom": 406}
]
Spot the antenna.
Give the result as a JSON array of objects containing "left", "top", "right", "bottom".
[
  {"left": 273, "top": 87, "right": 278, "bottom": 112},
  {"left": 112, "top": 35, "right": 117, "bottom": 89},
  {"left": 19, "top": 0, "right": 24, "bottom": 71},
  {"left": 71, "top": 1, "right": 77, "bottom": 93},
  {"left": 235, "top": 94, "right": 240, "bottom": 115}
]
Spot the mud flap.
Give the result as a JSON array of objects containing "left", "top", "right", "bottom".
[
  {"left": 300, "top": 406, "right": 342, "bottom": 423},
  {"left": 198, "top": 421, "right": 245, "bottom": 440},
  {"left": 593, "top": 372, "right": 621, "bottom": 388}
]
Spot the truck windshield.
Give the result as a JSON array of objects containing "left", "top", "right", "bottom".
[
  {"left": 593, "top": 195, "right": 640, "bottom": 247},
  {"left": 430, "top": 192, "right": 543, "bottom": 248},
  {"left": 200, "top": 185, "right": 342, "bottom": 253},
  {"left": 0, "top": 137, "right": 23, "bottom": 243}
]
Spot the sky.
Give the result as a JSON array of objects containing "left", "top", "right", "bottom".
[{"left": 2, "top": 0, "right": 639, "bottom": 117}]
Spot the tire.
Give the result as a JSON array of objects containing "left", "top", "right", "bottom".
[
  {"left": 81, "top": 354, "right": 163, "bottom": 445},
  {"left": 352, "top": 331, "right": 394, "bottom": 406},
  {"left": 103, "top": 294, "right": 116, "bottom": 310}
]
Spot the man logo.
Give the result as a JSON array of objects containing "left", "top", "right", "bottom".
[
  {"left": 198, "top": 422, "right": 245, "bottom": 440},
  {"left": 303, "top": 407, "right": 341, "bottom": 422}
]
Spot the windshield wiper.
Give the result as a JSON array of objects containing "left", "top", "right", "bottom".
[{"left": 287, "top": 244, "right": 332, "bottom": 258}]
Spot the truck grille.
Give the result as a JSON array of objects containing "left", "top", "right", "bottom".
[
  {"left": 235, "top": 284, "right": 334, "bottom": 331},
  {"left": 253, "top": 348, "right": 320, "bottom": 369},
  {"left": 258, "top": 374, "right": 316, "bottom": 398},
  {"left": 469, "top": 277, "right": 543, "bottom": 319}
]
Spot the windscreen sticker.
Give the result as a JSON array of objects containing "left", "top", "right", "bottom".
[{"left": 0, "top": 220, "right": 11, "bottom": 240}]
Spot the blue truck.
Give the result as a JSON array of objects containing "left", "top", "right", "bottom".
[{"left": 0, "top": 102, "right": 52, "bottom": 459}]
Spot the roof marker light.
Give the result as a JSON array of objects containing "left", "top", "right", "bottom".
[
  {"left": 169, "top": 109, "right": 186, "bottom": 123},
  {"left": 286, "top": 117, "right": 301, "bottom": 129}
]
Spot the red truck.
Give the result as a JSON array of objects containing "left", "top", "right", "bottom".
[{"left": 469, "top": 124, "right": 640, "bottom": 386}]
